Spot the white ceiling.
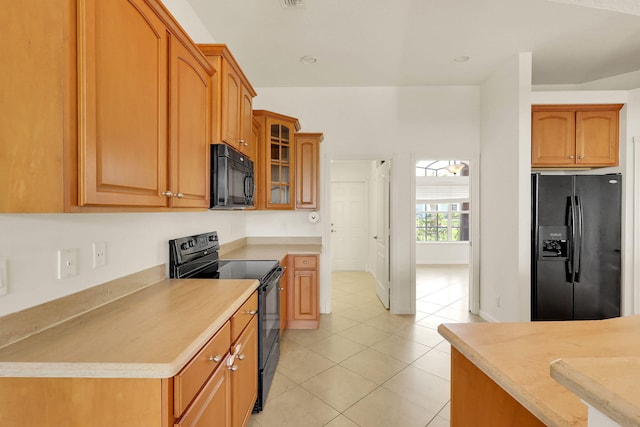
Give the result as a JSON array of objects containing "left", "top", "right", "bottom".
[{"left": 185, "top": 0, "right": 640, "bottom": 88}]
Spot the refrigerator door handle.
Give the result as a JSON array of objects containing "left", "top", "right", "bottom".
[
  {"left": 574, "top": 195, "right": 583, "bottom": 282},
  {"left": 567, "top": 196, "right": 575, "bottom": 281}
]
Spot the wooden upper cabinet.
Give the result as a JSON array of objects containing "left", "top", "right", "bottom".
[
  {"left": 2, "top": 0, "right": 214, "bottom": 212},
  {"left": 576, "top": 110, "right": 620, "bottom": 166},
  {"left": 253, "top": 110, "right": 302, "bottom": 210},
  {"left": 295, "top": 133, "right": 323, "bottom": 210},
  {"left": 198, "top": 45, "right": 257, "bottom": 159},
  {"left": 78, "top": 0, "right": 169, "bottom": 207},
  {"left": 168, "top": 35, "right": 211, "bottom": 209},
  {"left": 531, "top": 104, "right": 622, "bottom": 168}
]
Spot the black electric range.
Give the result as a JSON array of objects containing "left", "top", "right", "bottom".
[{"left": 168, "top": 231, "right": 283, "bottom": 413}]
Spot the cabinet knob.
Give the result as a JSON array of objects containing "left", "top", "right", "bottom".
[
  {"left": 239, "top": 139, "right": 248, "bottom": 147},
  {"left": 228, "top": 365, "right": 238, "bottom": 372},
  {"left": 280, "top": 287, "right": 284, "bottom": 291},
  {"left": 243, "top": 310, "right": 257, "bottom": 315},
  {"left": 208, "top": 355, "right": 222, "bottom": 363},
  {"left": 567, "top": 156, "right": 575, "bottom": 159},
  {"left": 237, "top": 354, "right": 245, "bottom": 361},
  {"left": 578, "top": 155, "right": 584, "bottom": 159},
  {"left": 161, "top": 191, "right": 173, "bottom": 197},
  {"left": 303, "top": 260, "right": 308, "bottom": 264},
  {"left": 174, "top": 192, "right": 184, "bottom": 198}
]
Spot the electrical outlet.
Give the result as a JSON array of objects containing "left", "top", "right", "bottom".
[
  {"left": 0, "top": 258, "right": 7, "bottom": 296},
  {"left": 92, "top": 242, "right": 107, "bottom": 268},
  {"left": 57, "top": 249, "right": 78, "bottom": 279}
]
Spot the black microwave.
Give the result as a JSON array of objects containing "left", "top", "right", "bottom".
[{"left": 210, "top": 144, "right": 255, "bottom": 209}]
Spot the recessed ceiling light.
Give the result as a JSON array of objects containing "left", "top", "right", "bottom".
[
  {"left": 299, "top": 55, "right": 317, "bottom": 65},
  {"left": 453, "top": 55, "right": 470, "bottom": 63},
  {"left": 281, "top": 0, "right": 305, "bottom": 9}
]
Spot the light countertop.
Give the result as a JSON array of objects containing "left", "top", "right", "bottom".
[
  {"left": 551, "top": 357, "right": 640, "bottom": 427},
  {"left": 438, "top": 315, "right": 640, "bottom": 427},
  {"left": 0, "top": 278, "right": 258, "bottom": 379},
  {"left": 222, "top": 244, "right": 322, "bottom": 263}
]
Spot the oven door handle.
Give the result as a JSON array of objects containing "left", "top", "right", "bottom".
[{"left": 264, "top": 266, "right": 284, "bottom": 287}]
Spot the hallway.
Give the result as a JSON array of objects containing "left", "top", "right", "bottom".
[{"left": 249, "top": 265, "right": 483, "bottom": 427}]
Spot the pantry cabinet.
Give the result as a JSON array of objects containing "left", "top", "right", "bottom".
[
  {"left": 253, "top": 110, "right": 301, "bottom": 210},
  {"left": 295, "top": 133, "right": 323, "bottom": 210},
  {"left": 287, "top": 255, "right": 320, "bottom": 329},
  {"left": 199, "top": 45, "right": 257, "bottom": 159},
  {"left": 1, "top": 0, "right": 213, "bottom": 212},
  {"left": 531, "top": 104, "right": 623, "bottom": 168}
]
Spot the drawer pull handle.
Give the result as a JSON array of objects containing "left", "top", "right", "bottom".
[
  {"left": 229, "top": 365, "right": 238, "bottom": 372},
  {"left": 243, "top": 310, "right": 257, "bottom": 315},
  {"left": 237, "top": 354, "right": 245, "bottom": 361},
  {"left": 208, "top": 355, "right": 222, "bottom": 363}
]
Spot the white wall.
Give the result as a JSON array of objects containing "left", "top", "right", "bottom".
[
  {"left": 0, "top": 212, "right": 247, "bottom": 316},
  {"left": 416, "top": 243, "right": 469, "bottom": 264},
  {"left": 478, "top": 53, "right": 532, "bottom": 322},
  {"left": 253, "top": 86, "right": 481, "bottom": 314}
]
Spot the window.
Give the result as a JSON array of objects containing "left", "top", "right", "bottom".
[{"left": 416, "top": 201, "right": 469, "bottom": 242}]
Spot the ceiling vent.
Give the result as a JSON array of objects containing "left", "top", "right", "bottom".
[{"left": 280, "top": 0, "right": 305, "bottom": 9}]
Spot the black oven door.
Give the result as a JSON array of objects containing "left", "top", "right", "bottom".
[{"left": 260, "top": 266, "right": 283, "bottom": 366}]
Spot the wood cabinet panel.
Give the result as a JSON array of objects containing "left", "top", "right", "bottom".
[
  {"left": 3, "top": 0, "right": 213, "bottom": 212},
  {"left": 451, "top": 348, "right": 545, "bottom": 427},
  {"left": 531, "top": 104, "right": 622, "bottom": 168},
  {"left": 78, "top": 0, "right": 169, "bottom": 207},
  {"left": 230, "top": 315, "right": 258, "bottom": 427},
  {"left": 230, "top": 292, "right": 258, "bottom": 343},
  {"left": 198, "top": 44, "right": 256, "bottom": 159},
  {"left": 287, "top": 255, "right": 319, "bottom": 329},
  {"left": 169, "top": 35, "right": 211, "bottom": 208},
  {"left": 295, "top": 133, "right": 323, "bottom": 210},
  {"left": 0, "top": 377, "right": 169, "bottom": 426},
  {"left": 254, "top": 110, "right": 301, "bottom": 210},
  {"left": 174, "top": 322, "right": 230, "bottom": 417},
  {"left": 576, "top": 110, "right": 619, "bottom": 166},
  {"left": 531, "top": 111, "right": 575, "bottom": 166},
  {"left": 174, "top": 363, "right": 231, "bottom": 427}
]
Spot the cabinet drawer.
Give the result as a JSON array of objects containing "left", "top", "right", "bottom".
[
  {"left": 294, "top": 256, "right": 317, "bottom": 269},
  {"left": 174, "top": 321, "right": 231, "bottom": 417},
  {"left": 231, "top": 291, "right": 258, "bottom": 344}
]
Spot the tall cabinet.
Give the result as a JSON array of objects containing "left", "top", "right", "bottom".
[{"left": 253, "top": 110, "right": 301, "bottom": 210}]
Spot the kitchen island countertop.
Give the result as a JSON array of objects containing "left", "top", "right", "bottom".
[{"left": 438, "top": 315, "right": 640, "bottom": 426}]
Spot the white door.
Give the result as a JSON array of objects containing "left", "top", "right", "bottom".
[
  {"left": 331, "top": 181, "right": 367, "bottom": 270},
  {"left": 374, "top": 161, "right": 390, "bottom": 308}
]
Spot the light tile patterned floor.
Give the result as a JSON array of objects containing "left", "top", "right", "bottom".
[{"left": 249, "top": 265, "right": 484, "bottom": 427}]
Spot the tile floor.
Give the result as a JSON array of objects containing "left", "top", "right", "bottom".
[{"left": 248, "top": 264, "right": 485, "bottom": 427}]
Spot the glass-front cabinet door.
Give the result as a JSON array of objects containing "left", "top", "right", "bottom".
[
  {"left": 254, "top": 110, "right": 300, "bottom": 209},
  {"left": 269, "top": 122, "right": 292, "bottom": 206}
]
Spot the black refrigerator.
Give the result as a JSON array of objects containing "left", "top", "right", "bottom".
[{"left": 531, "top": 173, "right": 621, "bottom": 321}]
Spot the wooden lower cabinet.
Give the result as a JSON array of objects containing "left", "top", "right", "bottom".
[
  {"left": 175, "top": 363, "right": 230, "bottom": 427},
  {"left": 0, "top": 377, "right": 172, "bottom": 426},
  {"left": 230, "top": 315, "right": 258, "bottom": 427},
  {"left": 287, "top": 255, "right": 320, "bottom": 329},
  {"left": 450, "top": 348, "right": 544, "bottom": 427},
  {"left": 0, "top": 294, "right": 259, "bottom": 427}
]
